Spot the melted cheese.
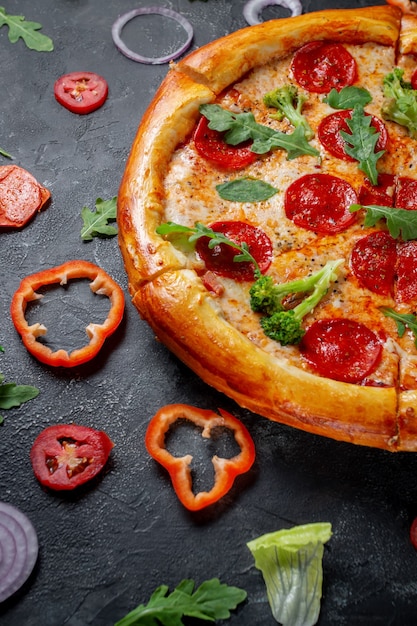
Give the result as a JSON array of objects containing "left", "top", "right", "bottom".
[{"left": 163, "top": 41, "right": 417, "bottom": 388}]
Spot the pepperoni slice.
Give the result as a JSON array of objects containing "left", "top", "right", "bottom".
[
  {"left": 318, "top": 110, "right": 388, "bottom": 161},
  {"left": 350, "top": 231, "right": 397, "bottom": 296},
  {"left": 395, "top": 177, "right": 417, "bottom": 210},
  {"left": 193, "top": 116, "right": 257, "bottom": 170},
  {"left": 195, "top": 221, "right": 272, "bottom": 281},
  {"left": 358, "top": 173, "right": 395, "bottom": 207},
  {"left": 300, "top": 318, "right": 383, "bottom": 384},
  {"left": 290, "top": 41, "right": 358, "bottom": 94},
  {"left": 396, "top": 241, "right": 417, "bottom": 303},
  {"left": 0, "top": 165, "right": 50, "bottom": 228},
  {"left": 284, "top": 173, "right": 358, "bottom": 234}
]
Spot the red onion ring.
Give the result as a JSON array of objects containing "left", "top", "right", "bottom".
[
  {"left": 243, "top": 0, "right": 302, "bottom": 25},
  {"left": 0, "top": 502, "right": 38, "bottom": 602},
  {"left": 112, "top": 7, "right": 193, "bottom": 65}
]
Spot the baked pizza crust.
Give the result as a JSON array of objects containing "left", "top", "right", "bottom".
[{"left": 118, "top": 6, "right": 416, "bottom": 451}]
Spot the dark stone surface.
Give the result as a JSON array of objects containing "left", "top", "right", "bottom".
[{"left": 1, "top": 1, "right": 417, "bottom": 624}]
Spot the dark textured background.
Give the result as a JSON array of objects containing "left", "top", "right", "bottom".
[{"left": 1, "top": 0, "right": 417, "bottom": 624}]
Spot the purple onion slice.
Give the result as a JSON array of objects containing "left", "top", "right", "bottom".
[
  {"left": 0, "top": 501, "right": 38, "bottom": 602},
  {"left": 112, "top": 7, "right": 194, "bottom": 65}
]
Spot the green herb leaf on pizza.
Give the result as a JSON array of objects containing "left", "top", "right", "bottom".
[
  {"left": 340, "top": 104, "right": 384, "bottom": 185},
  {"left": 324, "top": 86, "right": 372, "bottom": 109},
  {"left": 350, "top": 203, "right": 417, "bottom": 241},
  {"left": 199, "top": 104, "right": 319, "bottom": 160},
  {"left": 216, "top": 178, "right": 278, "bottom": 202}
]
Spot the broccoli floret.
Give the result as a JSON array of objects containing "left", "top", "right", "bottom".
[
  {"left": 263, "top": 85, "right": 314, "bottom": 140},
  {"left": 381, "top": 68, "right": 417, "bottom": 138},
  {"left": 249, "top": 275, "right": 283, "bottom": 315},
  {"left": 253, "top": 259, "right": 344, "bottom": 346}
]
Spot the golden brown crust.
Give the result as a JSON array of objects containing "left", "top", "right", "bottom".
[
  {"left": 175, "top": 6, "right": 402, "bottom": 94},
  {"left": 134, "top": 270, "right": 398, "bottom": 450},
  {"left": 399, "top": 15, "right": 417, "bottom": 53},
  {"left": 118, "top": 6, "right": 416, "bottom": 451},
  {"left": 118, "top": 71, "right": 215, "bottom": 293}
]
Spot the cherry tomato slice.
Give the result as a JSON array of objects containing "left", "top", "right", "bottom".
[
  {"left": 193, "top": 115, "right": 257, "bottom": 170},
  {"left": 30, "top": 424, "right": 114, "bottom": 490},
  {"left": 54, "top": 71, "right": 108, "bottom": 114},
  {"left": 195, "top": 220, "right": 273, "bottom": 281}
]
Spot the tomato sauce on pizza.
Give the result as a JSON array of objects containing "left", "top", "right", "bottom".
[{"left": 118, "top": 6, "right": 417, "bottom": 451}]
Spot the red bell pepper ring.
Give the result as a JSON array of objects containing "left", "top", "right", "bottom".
[
  {"left": 10, "top": 260, "right": 125, "bottom": 367},
  {"left": 145, "top": 404, "right": 256, "bottom": 511}
]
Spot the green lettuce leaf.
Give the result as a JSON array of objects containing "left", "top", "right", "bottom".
[{"left": 247, "top": 522, "right": 332, "bottom": 626}]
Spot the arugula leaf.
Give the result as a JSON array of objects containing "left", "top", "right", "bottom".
[
  {"left": 0, "top": 7, "right": 53, "bottom": 52},
  {"left": 339, "top": 104, "right": 384, "bottom": 185},
  {"left": 381, "top": 307, "right": 417, "bottom": 347},
  {"left": 216, "top": 177, "right": 278, "bottom": 202},
  {"left": 247, "top": 523, "right": 332, "bottom": 626},
  {"left": 156, "top": 221, "right": 262, "bottom": 275},
  {"left": 350, "top": 203, "right": 417, "bottom": 241},
  {"left": 114, "top": 578, "right": 247, "bottom": 626},
  {"left": 323, "top": 86, "right": 372, "bottom": 109},
  {"left": 0, "top": 376, "right": 39, "bottom": 410},
  {"left": 0, "top": 146, "right": 12, "bottom": 159},
  {"left": 81, "top": 197, "right": 117, "bottom": 241},
  {"left": 199, "top": 104, "right": 319, "bottom": 160}
]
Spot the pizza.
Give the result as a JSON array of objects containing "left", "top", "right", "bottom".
[{"left": 118, "top": 5, "right": 417, "bottom": 452}]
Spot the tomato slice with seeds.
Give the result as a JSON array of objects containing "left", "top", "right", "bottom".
[
  {"left": 284, "top": 173, "right": 358, "bottom": 234},
  {"left": 30, "top": 424, "right": 114, "bottom": 490},
  {"left": 54, "top": 71, "right": 108, "bottom": 114},
  {"left": 195, "top": 220, "right": 273, "bottom": 281},
  {"left": 300, "top": 318, "right": 383, "bottom": 384},
  {"left": 350, "top": 231, "right": 397, "bottom": 296},
  {"left": 193, "top": 115, "right": 257, "bottom": 170},
  {"left": 318, "top": 110, "right": 388, "bottom": 161},
  {"left": 291, "top": 41, "right": 358, "bottom": 93}
]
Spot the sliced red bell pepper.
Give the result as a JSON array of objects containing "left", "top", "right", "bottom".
[
  {"left": 10, "top": 260, "right": 125, "bottom": 367},
  {"left": 145, "top": 404, "right": 256, "bottom": 511}
]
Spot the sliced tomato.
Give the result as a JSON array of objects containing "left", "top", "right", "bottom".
[
  {"left": 350, "top": 231, "right": 397, "bottom": 296},
  {"left": 30, "top": 424, "right": 114, "bottom": 490},
  {"left": 54, "top": 71, "right": 108, "bottom": 114},
  {"left": 0, "top": 165, "right": 50, "bottom": 228},
  {"left": 193, "top": 115, "right": 257, "bottom": 170},
  {"left": 318, "top": 110, "right": 388, "bottom": 161},
  {"left": 284, "top": 173, "right": 358, "bottom": 234},
  {"left": 396, "top": 241, "right": 417, "bottom": 303},
  {"left": 195, "top": 220, "right": 273, "bottom": 281},
  {"left": 300, "top": 318, "right": 383, "bottom": 384},
  {"left": 290, "top": 41, "right": 358, "bottom": 93}
]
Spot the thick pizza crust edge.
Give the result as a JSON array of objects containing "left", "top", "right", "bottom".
[
  {"left": 134, "top": 270, "right": 399, "bottom": 450},
  {"left": 118, "top": 6, "right": 415, "bottom": 451}
]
